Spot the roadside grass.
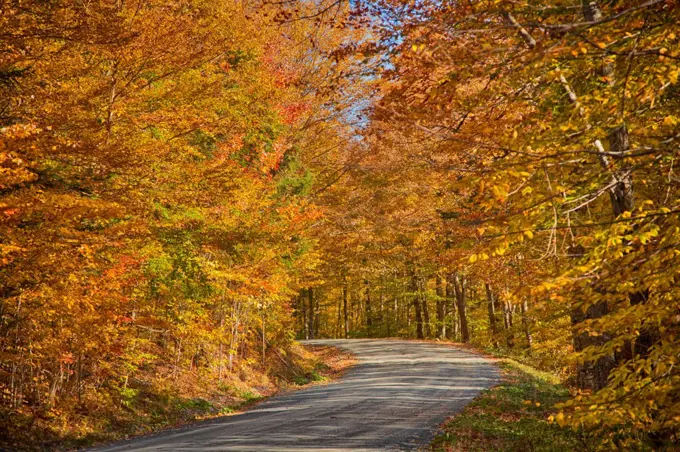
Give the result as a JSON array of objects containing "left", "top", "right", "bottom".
[{"left": 430, "top": 359, "right": 590, "bottom": 452}]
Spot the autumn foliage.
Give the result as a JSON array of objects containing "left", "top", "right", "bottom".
[
  {"left": 1, "top": 0, "right": 680, "bottom": 449},
  {"left": 292, "top": 0, "right": 680, "bottom": 448},
  {"left": 0, "top": 0, "right": 364, "bottom": 447}
]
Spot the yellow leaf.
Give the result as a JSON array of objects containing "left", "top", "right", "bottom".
[{"left": 524, "top": 230, "right": 534, "bottom": 239}]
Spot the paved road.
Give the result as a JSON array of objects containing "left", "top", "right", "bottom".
[{"left": 95, "top": 339, "right": 499, "bottom": 451}]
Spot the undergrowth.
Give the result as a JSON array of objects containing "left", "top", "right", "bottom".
[{"left": 0, "top": 343, "right": 351, "bottom": 451}]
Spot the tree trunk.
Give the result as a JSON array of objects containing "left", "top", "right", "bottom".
[
  {"left": 421, "top": 278, "right": 431, "bottom": 338},
  {"left": 574, "top": 124, "right": 643, "bottom": 390},
  {"left": 452, "top": 272, "right": 470, "bottom": 343},
  {"left": 436, "top": 274, "right": 446, "bottom": 339},
  {"left": 229, "top": 301, "right": 241, "bottom": 371},
  {"left": 445, "top": 280, "right": 457, "bottom": 340},
  {"left": 335, "top": 294, "right": 342, "bottom": 339},
  {"left": 411, "top": 273, "right": 424, "bottom": 339},
  {"left": 573, "top": 301, "right": 615, "bottom": 390},
  {"left": 301, "top": 293, "right": 309, "bottom": 340},
  {"left": 379, "top": 292, "right": 385, "bottom": 337},
  {"left": 605, "top": 125, "right": 634, "bottom": 216},
  {"left": 503, "top": 298, "right": 514, "bottom": 348},
  {"left": 608, "top": 125, "right": 657, "bottom": 358},
  {"left": 485, "top": 282, "right": 499, "bottom": 345},
  {"left": 342, "top": 279, "right": 349, "bottom": 339},
  {"left": 387, "top": 298, "right": 393, "bottom": 337},
  {"left": 218, "top": 312, "right": 224, "bottom": 382},
  {"left": 262, "top": 308, "right": 266, "bottom": 368},
  {"left": 521, "top": 298, "right": 532, "bottom": 350},
  {"left": 406, "top": 298, "right": 411, "bottom": 336},
  {"left": 581, "top": 0, "right": 602, "bottom": 21},
  {"left": 506, "top": 300, "right": 513, "bottom": 329},
  {"left": 364, "top": 280, "right": 373, "bottom": 328},
  {"left": 315, "top": 291, "right": 320, "bottom": 337},
  {"left": 307, "top": 287, "right": 315, "bottom": 340},
  {"left": 502, "top": 299, "right": 510, "bottom": 331}
]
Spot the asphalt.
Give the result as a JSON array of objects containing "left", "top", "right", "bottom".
[{"left": 93, "top": 339, "right": 500, "bottom": 451}]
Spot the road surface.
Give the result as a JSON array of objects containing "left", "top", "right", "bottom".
[{"left": 94, "top": 339, "right": 499, "bottom": 451}]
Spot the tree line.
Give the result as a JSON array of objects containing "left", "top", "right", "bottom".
[{"left": 0, "top": 0, "right": 365, "bottom": 445}]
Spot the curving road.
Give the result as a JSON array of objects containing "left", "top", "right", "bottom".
[{"left": 94, "top": 339, "right": 499, "bottom": 451}]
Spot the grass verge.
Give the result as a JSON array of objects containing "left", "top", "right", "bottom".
[{"left": 430, "top": 359, "right": 589, "bottom": 452}]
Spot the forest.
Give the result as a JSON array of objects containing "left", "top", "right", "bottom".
[{"left": 1, "top": 0, "right": 679, "bottom": 449}]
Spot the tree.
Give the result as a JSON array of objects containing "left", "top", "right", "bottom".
[{"left": 0, "top": 0, "right": 367, "bottom": 443}]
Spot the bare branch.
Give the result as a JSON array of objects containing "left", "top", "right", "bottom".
[{"left": 503, "top": 12, "right": 536, "bottom": 49}]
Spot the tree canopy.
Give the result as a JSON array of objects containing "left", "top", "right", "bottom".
[{"left": 1, "top": 0, "right": 679, "bottom": 449}]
